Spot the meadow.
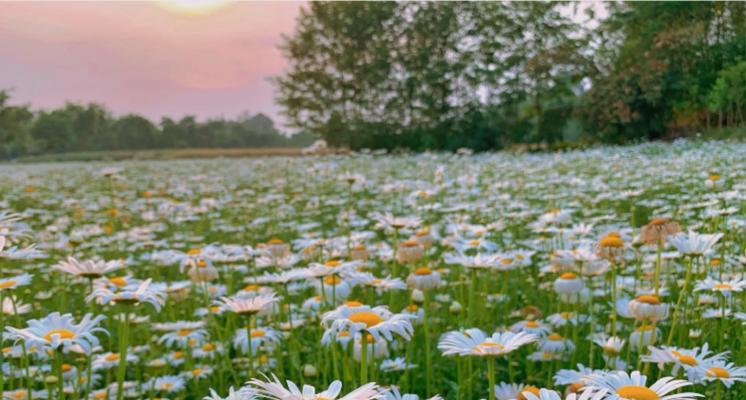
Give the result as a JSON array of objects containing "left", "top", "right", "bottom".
[{"left": 0, "top": 140, "right": 744, "bottom": 400}]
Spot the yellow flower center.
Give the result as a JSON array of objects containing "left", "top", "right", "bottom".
[
  {"left": 649, "top": 218, "right": 669, "bottom": 226},
  {"left": 267, "top": 238, "right": 284, "bottom": 245},
  {"left": 635, "top": 295, "right": 661, "bottom": 305},
  {"left": 706, "top": 367, "right": 729, "bottom": 378},
  {"left": 109, "top": 277, "right": 127, "bottom": 287},
  {"left": 323, "top": 275, "right": 341, "bottom": 285},
  {"left": 501, "top": 258, "right": 513, "bottom": 265},
  {"left": 94, "top": 393, "right": 107, "bottom": 399},
  {"left": 344, "top": 300, "right": 363, "bottom": 307},
  {"left": 202, "top": 343, "right": 215, "bottom": 352},
  {"left": 599, "top": 235, "right": 624, "bottom": 248},
  {"left": 713, "top": 283, "right": 732, "bottom": 290},
  {"left": 615, "top": 386, "right": 659, "bottom": 400},
  {"left": 671, "top": 351, "right": 697, "bottom": 366},
  {"left": 517, "top": 386, "right": 541, "bottom": 400},
  {"left": 0, "top": 281, "right": 17, "bottom": 289},
  {"left": 407, "top": 304, "right": 418, "bottom": 312},
  {"left": 560, "top": 272, "right": 577, "bottom": 280},
  {"left": 324, "top": 260, "right": 341, "bottom": 267},
  {"left": 250, "top": 329, "right": 266, "bottom": 338},
  {"left": 414, "top": 267, "right": 433, "bottom": 276},
  {"left": 192, "top": 368, "right": 202, "bottom": 375},
  {"left": 710, "top": 258, "right": 721, "bottom": 266},
  {"left": 44, "top": 329, "right": 76, "bottom": 342},
  {"left": 61, "top": 364, "right": 72, "bottom": 372},
  {"left": 547, "top": 333, "right": 563, "bottom": 341},
  {"left": 243, "top": 284, "right": 260, "bottom": 292},
  {"left": 401, "top": 240, "right": 420, "bottom": 248},
  {"left": 708, "top": 174, "right": 720, "bottom": 181},
  {"left": 105, "top": 353, "right": 120, "bottom": 362},
  {"left": 416, "top": 228, "right": 430, "bottom": 237},
  {"left": 524, "top": 320, "right": 539, "bottom": 328},
  {"left": 569, "top": 382, "right": 584, "bottom": 393},
  {"left": 348, "top": 311, "right": 383, "bottom": 328},
  {"left": 187, "top": 248, "right": 201, "bottom": 256},
  {"left": 177, "top": 329, "right": 192, "bottom": 337}
]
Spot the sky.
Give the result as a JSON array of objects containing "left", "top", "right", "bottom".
[{"left": 0, "top": 1, "right": 303, "bottom": 125}]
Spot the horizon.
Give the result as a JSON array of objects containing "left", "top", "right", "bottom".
[{"left": 0, "top": 1, "right": 303, "bottom": 126}]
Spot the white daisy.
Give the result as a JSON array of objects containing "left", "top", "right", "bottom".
[
  {"left": 6, "top": 312, "right": 106, "bottom": 354},
  {"left": 584, "top": 370, "right": 701, "bottom": 400},
  {"left": 438, "top": 328, "right": 537, "bottom": 357},
  {"left": 248, "top": 374, "right": 386, "bottom": 399}
]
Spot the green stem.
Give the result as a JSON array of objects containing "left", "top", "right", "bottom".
[
  {"left": 666, "top": 256, "right": 693, "bottom": 346},
  {"left": 246, "top": 314, "right": 255, "bottom": 379},
  {"left": 487, "top": 357, "right": 495, "bottom": 400},
  {"left": 360, "top": 332, "right": 368, "bottom": 384},
  {"left": 116, "top": 310, "right": 130, "bottom": 400},
  {"left": 423, "top": 291, "right": 432, "bottom": 396}
]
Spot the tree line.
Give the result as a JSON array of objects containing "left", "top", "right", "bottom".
[
  {"left": 0, "top": 94, "right": 315, "bottom": 159},
  {"left": 275, "top": 1, "right": 746, "bottom": 151}
]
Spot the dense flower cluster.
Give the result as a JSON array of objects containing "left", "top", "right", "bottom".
[{"left": 0, "top": 140, "right": 743, "bottom": 399}]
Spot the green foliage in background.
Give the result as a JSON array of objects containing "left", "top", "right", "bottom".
[
  {"left": 0, "top": 97, "right": 317, "bottom": 159},
  {"left": 276, "top": 1, "right": 746, "bottom": 150}
]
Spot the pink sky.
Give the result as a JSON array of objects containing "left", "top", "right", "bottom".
[{"left": 0, "top": 1, "right": 303, "bottom": 126}]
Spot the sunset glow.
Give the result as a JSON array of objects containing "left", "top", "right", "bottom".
[{"left": 157, "top": 0, "right": 234, "bottom": 16}]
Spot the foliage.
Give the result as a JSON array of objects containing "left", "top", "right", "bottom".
[
  {"left": 0, "top": 93, "right": 316, "bottom": 159},
  {"left": 277, "top": 1, "right": 746, "bottom": 150}
]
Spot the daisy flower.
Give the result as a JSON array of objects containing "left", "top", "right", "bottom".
[
  {"left": 694, "top": 277, "right": 745, "bottom": 296},
  {"left": 406, "top": 267, "right": 441, "bottom": 290},
  {"left": 53, "top": 257, "right": 125, "bottom": 279},
  {"left": 233, "top": 326, "right": 282, "bottom": 355},
  {"left": 493, "top": 382, "right": 542, "bottom": 400},
  {"left": 203, "top": 386, "right": 257, "bottom": 400},
  {"left": 438, "top": 328, "right": 537, "bottom": 357},
  {"left": 690, "top": 361, "right": 746, "bottom": 388},
  {"left": 667, "top": 231, "right": 723, "bottom": 257},
  {"left": 322, "top": 305, "right": 414, "bottom": 342},
  {"left": 217, "top": 293, "right": 278, "bottom": 316},
  {"left": 584, "top": 370, "right": 701, "bottom": 400},
  {"left": 87, "top": 278, "right": 165, "bottom": 311},
  {"left": 384, "top": 386, "right": 443, "bottom": 400},
  {"left": 248, "top": 374, "right": 386, "bottom": 399},
  {"left": 2, "top": 296, "right": 31, "bottom": 316},
  {"left": 380, "top": 357, "right": 417, "bottom": 372},
  {"left": 6, "top": 312, "right": 106, "bottom": 354},
  {"left": 627, "top": 295, "right": 669, "bottom": 322},
  {"left": 149, "top": 375, "right": 186, "bottom": 393},
  {"left": 525, "top": 388, "right": 609, "bottom": 400},
  {"left": 642, "top": 343, "right": 727, "bottom": 375},
  {"left": 0, "top": 273, "right": 33, "bottom": 291}
]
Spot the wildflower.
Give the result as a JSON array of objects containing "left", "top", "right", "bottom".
[
  {"left": 218, "top": 293, "right": 278, "bottom": 316},
  {"left": 406, "top": 267, "right": 441, "bottom": 291},
  {"left": 639, "top": 218, "right": 680, "bottom": 246},
  {"left": 322, "top": 305, "right": 414, "bottom": 342},
  {"left": 248, "top": 374, "right": 386, "bottom": 399},
  {"left": 584, "top": 370, "right": 701, "bottom": 400},
  {"left": 438, "top": 329, "right": 537, "bottom": 357},
  {"left": 6, "top": 312, "right": 106, "bottom": 354},
  {"left": 667, "top": 231, "right": 723, "bottom": 257},
  {"left": 53, "top": 257, "right": 124, "bottom": 279}
]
